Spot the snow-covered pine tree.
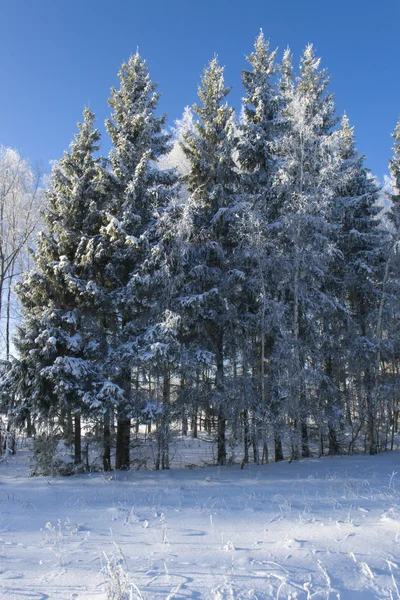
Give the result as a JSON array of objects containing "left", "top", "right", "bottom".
[
  {"left": 332, "top": 114, "right": 386, "bottom": 455},
  {"left": 273, "top": 45, "right": 340, "bottom": 460},
  {"left": 147, "top": 110, "right": 215, "bottom": 459},
  {"left": 237, "top": 30, "right": 280, "bottom": 216},
  {"left": 380, "top": 117, "right": 400, "bottom": 452},
  {"left": 388, "top": 118, "right": 400, "bottom": 231},
  {"left": 236, "top": 31, "right": 282, "bottom": 464},
  {"left": 180, "top": 57, "right": 242, "bottom": 465},
  {"left": 102, "top": 52, "right": 177, "bottom": 469},
  {"left": 10, "top": 108, "right": 105, "bottom": 464}
]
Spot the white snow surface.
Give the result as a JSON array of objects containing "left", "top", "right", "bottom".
[{"left": 1, "top": 441, "right": 400, "bottom": 599}]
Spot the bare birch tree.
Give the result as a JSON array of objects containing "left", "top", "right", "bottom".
[{"left": 0, "top": 147, "right": 42, "bottom": 359}]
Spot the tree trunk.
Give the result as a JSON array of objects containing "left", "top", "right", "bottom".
[
  {"left": 217, "top": 410, "right": 226, "bottom": 466},
  {"left": 115, "top": 418, "right": 130, "bottom": 469},
  {"left": 6, "top": 259, "right": 16, "bottom": 361},
  {"left": 261, "top": 439, "right": 269, "bottom": 464},
  {"left": 328, "top": 424, "right": 340, "bottom": 455},
  {"left": 115, "top": 366, "right": 131, "bottom": 469},
  {"left": 290, "top": 420, "right": 300, "bottom": 462},
  {"left": 216, "top": 333, "right": 226, "bottom": 466},
  {"left": 6, "top": 422, "right": 16, "bottom": 455},
  {"left": 191, "top": 407, "right": 198, "bottom": 438},
  {"left": 301, "top": 421, "right": 310, "bottom": 458},
  {"left": 74, "top": 413, "right": 82, "bottom": 465},
  {"left": 318, "top": 425, "right": 324, "bottom": 457},
  {"left": 243, "top": 409, "right": 249, "bottom": 465},
  {"left": 274, "top": 435, "right": 284, "bottom": 462},
  {"left": 26, "top": 410, "right": 33, "bottom": 437},
  {"left": 61, "top": 408, "right": 73, "bottom": 446},
  {"left": 252, "top": 412, "right": 260, "bottom": 464},
  {"left": 103, "top": 410, "right": 111, "bottom": 471},
  {"left": 161, "top": 364, "right": 170, "bottom": 470},
  {"left": 181, "top": 372, "right": 188, "bottom": 436}
]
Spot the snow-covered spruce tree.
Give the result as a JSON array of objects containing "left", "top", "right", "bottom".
[
  {"left": 273, "top": 45, "right": 340, "bottom": 460},
  {"left": 180, "top": 57, "right": 242, "bottom": 465},
  {"left": 237, "top": 30, "right": 280, "bottom": 217},
  {"left": 11, "top": 108, "right": 105, "bottom": 464},
  {"left": 133, "top": 173, "right": 197, "bottom": 469},
  {"left": 379, "top": 117, "right": 400, "bottom": 452},
  {"left": 388, "top": 118, "right": 400, "bottom": 231},
  {"left": 147, "top": 149, "right": 218, "bottom": 453},
  {"left": 236, "top": 31, "right": 283, "bottom": 464},
  {"left": 102, "top": 52, "right": 176, "bottom": 469},
  {"left": 332, "top": 114, "right": 386, "bottom": 455}
]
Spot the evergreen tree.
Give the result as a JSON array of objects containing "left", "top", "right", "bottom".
[
  {"left": 180, "top": 57, "right": 241, "bottom": 465},
  {"left": 380, "top": 117, "right": 400, "bottom": 452},
  {"left": 237, "top": 30, "right": 280, "bottom": 216},
  {"left": 10, "top": 108, "right": 105, "bottom": 464},
  {"left": 101, "top": 52, "right": 177, "bottom": 469},
  {"left": 236, "top": 31, "right": 282, "bottom": 463},
  {"left": 388, "top": 118, "right": 400, "bottom": 231},
  {"left": 273, "top": 45, "right": 340, "bottom": 459},
  {"left": 327, "top": 114, "right": 385, "bottom": 455}
]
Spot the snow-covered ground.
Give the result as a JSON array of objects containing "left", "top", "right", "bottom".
[{"left": 1, "top": 439, "right": 400, "bottom": 599}]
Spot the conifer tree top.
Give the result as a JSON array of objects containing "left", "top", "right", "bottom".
[
  {"left": 106, "top": 52, "right": 169, "bottom": 185},
  {"left": 45, "top": 107, "right": 101, "bottom": 242},
  {"left": 242, "top": 30, "right": 277, "bottom": 93},
  {"left": 181, "top": 57, "right": 236, "bottom": 201},
  {"left": 389, "top": 118, "right": 400, "bottom": 194},
  {"left": 281, "top": 47, "right": 293, "bottom": 86},
  {"left": 194, "top": 57, "right": 232, "bottom": 122},
  {"left": 241, "top": 30, "right": 278, "bottom": 123},
  {"left": 388, "top": 117, "right": 400, "bottom": 231},
  {"left": 291, "top": 45, "right": 337, "bottom": 133},
  {"left": 337, "top": 113, "right": 357, "bottom": 160}
]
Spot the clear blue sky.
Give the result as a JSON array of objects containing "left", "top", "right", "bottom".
[{"left": 1, "top": 0, "right": 399, "bottom": 180}]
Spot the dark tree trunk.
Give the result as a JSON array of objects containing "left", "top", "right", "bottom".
[
  {"left": 261, "top": 439, "right": 269, "bottom": 464},
  {"left": 192, "top": 407, "right": 198, "bottom": 438},
  {"left": 328, "top": 424, "right": 340, "bottom": 455},
  {"left": 181, "top": 374, "right": 188, "bottom": 436},
  {"left": 74, "top": 413, "right": 82, "bottom": 465},
  {"left": 274, "top": 435, "right": 284, "bottom": 462},
  {"left": 217, "top": 410, "right": 226, "bottom": 466},
  {"left": 115, "top": 365, "right": 131, "bottom": 469},
  {"left": 103, "top": 411, "right": 111, "bottom": 471},
  {"left": 301, "top": 421, "right": 310, "bottom": 458},
  {"left": 115, "top": 418, "right": 130, "bottom": 469},
  {"left": 243, "top": 409, "right": 249, "bottom": 465},
  {"left": 182, "top": 405, "right": 188, "bottom": 436},
  {"left": 252, "top": 412, "right": 260, "bottom": 464},
  {"left": 318, "top": 426, "right": 324, "bottom": 457},
  {"left": 60, "top": 408, "right": 73, "bottom": 446},
  {"left": 290, "top": 420, "right": 299, "bottom": 462},
  {"left": 161, "top": 364, "right": 170, "bottom": 470},
  {"left": 216, "top": 334, "right": 226, "bottom": 466},
  {"left": 365, "top": 366, "right": 377, "bottom": 455}
]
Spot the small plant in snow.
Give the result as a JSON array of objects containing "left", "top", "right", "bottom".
[
  {"left": 160, "top": 513, "right": 168, "bottom": 544},
  {"left": 30, "top": 432, "right": 63, "bottom": 476},
  {"left": 359, "top": 561, "right": 374, "bottom": 580},
  {"left": 389, "top": 471, "right": 398, "bottom": 491},
  {"left": 41, "top": 519, "right": 63, "bottom": 564},
  {"left": 103, "top": 553, "right": 143, "bottom": 600}
]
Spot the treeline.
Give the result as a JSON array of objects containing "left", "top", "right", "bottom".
[{"left": 1, "top": 32, "right": 400, "bottom": 470}]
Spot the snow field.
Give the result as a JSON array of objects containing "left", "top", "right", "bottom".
[{"left": 1, "top": 444, "right": 400, "bottom": 599}]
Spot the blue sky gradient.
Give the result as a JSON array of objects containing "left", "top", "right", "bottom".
[{"left": 1, "top": 0, "right": 399, "bottom": 180}]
